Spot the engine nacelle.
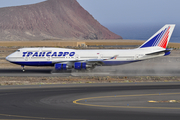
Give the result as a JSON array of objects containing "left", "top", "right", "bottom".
[
  {"left": 55, "top": 63, "right": 93, "bottom": 70},
  {"left": 74, "top": 62, "right": 82, "bottom": 70},
  {"left": 74, "top": 62, "right": 93, "bottom": 70},
  {"left": 55, "top": 63, "right": 62, "bottom": 70},
  {"left": 55, "top": 63, "right": 72, "bottom": 70}
]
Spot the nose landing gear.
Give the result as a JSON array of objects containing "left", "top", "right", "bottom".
[{"left": 21, "top": 65, "right": 25, "bottom": 72}]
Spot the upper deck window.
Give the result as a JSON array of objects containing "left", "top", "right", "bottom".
[{"left": 16, "top": 50, "right": 20, "bottom": 52}]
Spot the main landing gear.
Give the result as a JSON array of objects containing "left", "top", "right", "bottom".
[{"left": 21, "top": 65, "right": 25, "bottom": 72}]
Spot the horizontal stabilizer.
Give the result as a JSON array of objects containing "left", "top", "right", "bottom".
[
  {"left": 110, "top": 55, "right": 118, "bottom": 59},
  {"left": 146, "top": 48, "right": 173, "bottom": 55}
]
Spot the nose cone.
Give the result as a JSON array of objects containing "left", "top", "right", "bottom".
[
  {"left": 6, "top": 52, "right": 17, "bottom": 62},
  {"left": 6, "top": 55, "right": 10, "bottom": 61},
  {"left": 6, "top": 54, "right": 13, "bottom": 62}
]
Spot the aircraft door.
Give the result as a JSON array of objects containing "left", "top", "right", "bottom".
[
  {"left": 24, "top": 51, "right": 30, "bottom": 61},
  {"left": 75, "top": 54, "right": 79, "bottom": 60},
  {"left": 46, "top": 53, "right": 51, "bottom": 61},
  {"left": 98, "top": 54, "right": 103, "bottom": 59},
  {"left": 24, "top": 56, "right": 28, "bottom": 61},
  {"left": 135, "top": 54, "right": 139, "bottom": 60},
  {"left": 43, "top": 49, "right": 52, "bottom": 61},
  {"left": 135, "top": 54, "right": 143, "bottom": 60}
]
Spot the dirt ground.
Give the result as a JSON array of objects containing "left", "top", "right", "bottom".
[
  {"left": 0, "top": 40, "right": 180, "bottom": 48},
  {"left": 0, "top": 76, "right": 180, "bottom": 86}
]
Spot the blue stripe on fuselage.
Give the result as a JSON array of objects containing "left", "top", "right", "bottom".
[
  {"left": 10, "top": 60, "right": 140, "bottom": 67},
  {"left": 10, "top": 61, "right": 53, "bottom": 66}
]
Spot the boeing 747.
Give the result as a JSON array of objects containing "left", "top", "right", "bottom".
[{"left": 6, "top": 24, "right": 175, "bottom": 72}]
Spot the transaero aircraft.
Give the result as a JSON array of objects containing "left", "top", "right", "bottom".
[{"left": 6, "top": 24, "right": 175, "bottom": 72}]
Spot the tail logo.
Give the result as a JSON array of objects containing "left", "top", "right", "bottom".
[
  {"left": 157, "top": 27, "right": 170, "bottom": 48},
  {"left": 140, "top": 25, "right": 173, "bottom": 49}
]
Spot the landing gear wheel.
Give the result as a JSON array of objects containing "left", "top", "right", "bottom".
[{"left": 21, "top": 65, "right": 25, "bottom": 72}]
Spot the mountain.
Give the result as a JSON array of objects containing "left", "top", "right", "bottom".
[{"left": 0, "top": 0, "right": 122, "bottom": 41}]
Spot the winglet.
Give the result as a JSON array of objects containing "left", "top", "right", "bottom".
[{"left": 139, "top": 24, "right": 175, "bottom": 49}]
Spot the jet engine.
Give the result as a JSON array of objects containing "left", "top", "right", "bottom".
[
  {"left": 54, "top": 63, "right": 72, "bottom": 70},
  {"left": 55, "top": 62, "right": 93, "bottom": 70},
  {"left": 74, "top": 62, "right": 93, "bottom": 70}
]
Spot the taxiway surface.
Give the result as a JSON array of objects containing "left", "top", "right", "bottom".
[{"left": 0, "top": 83, "right": 180, "bottom": 120}]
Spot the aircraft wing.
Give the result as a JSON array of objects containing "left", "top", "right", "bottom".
[
  {"left": 85, "top": 55, "right": 119, "bottom": 65},
  {"left": 52, "top": 55, "right": 119, "bottom": 65}
]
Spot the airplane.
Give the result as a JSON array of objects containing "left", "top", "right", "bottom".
[{"left": 6, "top": 24, "right": 175, "bottom": 72}]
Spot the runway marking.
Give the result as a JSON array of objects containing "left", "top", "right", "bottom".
[
  {"left": 0, "top": 113, "right": 56, "bottom": 119},
  {"left": 0, "top": 113, "right": 85, "bottom": 120},
  {"left": 73, "top": 93, "right": 180, "bottom": 110}
]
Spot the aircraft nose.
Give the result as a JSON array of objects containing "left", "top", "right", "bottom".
[
  {"left": 6, "top": 56, "right": 9, "bottom": 61},
  {"left": 6, "top": 52, "right": 16, "bottom": 62},
  {"left": 6, "top": 55, "right": 11, "bottom": 61}
]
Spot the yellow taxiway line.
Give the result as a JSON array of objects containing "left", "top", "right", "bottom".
[{"left": 73, "top": 93, "right": 180, "bottom": 110}]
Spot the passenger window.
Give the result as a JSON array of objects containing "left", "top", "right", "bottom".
[{"left": 16, "top": 50, "right": 20, "bottom": 52}]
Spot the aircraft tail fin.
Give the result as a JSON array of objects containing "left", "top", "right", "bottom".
[{"left": 139, "top": 24, "right": 175, "bottom": 49}]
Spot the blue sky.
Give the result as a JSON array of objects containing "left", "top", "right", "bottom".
[
  {"left": 0, "top": 0, "right": 179, "bottom": 26},
  {"left": 77, "top": 0, "right": 180, "bottom": 26}
]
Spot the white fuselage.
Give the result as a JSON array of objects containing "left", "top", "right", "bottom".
[{"left": 6, "top": 47, "right": 165, "bottom": 67}]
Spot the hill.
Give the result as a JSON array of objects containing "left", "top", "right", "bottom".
[{"left": 0, "top": 0, "right": 122, "bottom": 41}]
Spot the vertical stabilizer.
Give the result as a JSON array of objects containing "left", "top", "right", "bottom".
[{"left": 140, "top": 24, "right": 175, "bottom": 48}]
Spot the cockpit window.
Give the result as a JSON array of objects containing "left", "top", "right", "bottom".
[{"left": 16, "top": 50, "right": 20, "bottom": 52}]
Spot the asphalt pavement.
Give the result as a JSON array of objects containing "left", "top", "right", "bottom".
[{"left": 0, "top": 83, "right": 179, "bottom": 120}]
